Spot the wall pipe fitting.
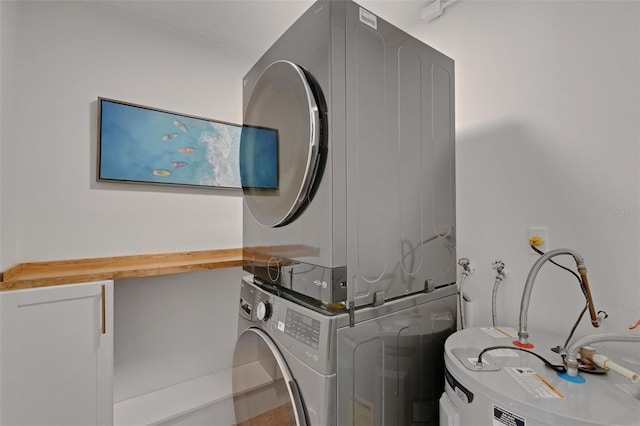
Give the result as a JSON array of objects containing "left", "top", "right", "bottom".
[
  {"left": 491, "top": 260, "right": 506, "bottom": 327},
  {"left": 457, "top": 258, "right": 472, "bottom": 329},
  {"left": 565, "top": 333, "right": 640, "bottom": 378},
  {"left": 516, "top": 248, "right": 599, "bottom": 347}
]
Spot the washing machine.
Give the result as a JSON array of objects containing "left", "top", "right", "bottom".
[
  {"left": 239, "top": 0, "right": 456, "bottom": 310},
  {"left": 232, "top": 276, "right": 457, "bottom": 426},
  {"left": 439, "top": 327, "right": 640, "bottom": 426}
]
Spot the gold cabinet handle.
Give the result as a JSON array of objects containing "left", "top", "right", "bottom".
[{"left": 101, "top": 284, "right": 106, "bottom": 334}]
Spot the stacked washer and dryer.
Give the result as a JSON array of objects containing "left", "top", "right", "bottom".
[{"left": 231, "top": 1, "right": 457, "bottom": 425}]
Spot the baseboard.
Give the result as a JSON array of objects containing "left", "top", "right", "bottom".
[{"left": 114, "top": 362, "right": 272, "bottom": 426}]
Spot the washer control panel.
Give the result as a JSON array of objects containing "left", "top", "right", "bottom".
[
  {"left": 256, "top": 301, "right": 272, "bottom": 321},
  {"left": 239, "top": 276, "right": 337, "bottom": 375},
  {"left": 238, "top": 283, "right": 254, "bottom": 321},
  {"left": 284, "top": 309, "right": 321, "bottom": 350},
  {"left": 252, "top": 290, "right": 321, "bottom": 350}
]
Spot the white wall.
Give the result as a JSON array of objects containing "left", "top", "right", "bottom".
[
  {"left": 0, "top": 1, "right": 20, "bottom": 271},
  {"left": 0, "top": 0, "right": 253, "bottom": 405},
  {"left": 405, "top": 1, "right": 640, "bottom": 340},
  {"left": 113, "top": 267, "right": 243, "bottom": 403},
  {"left": 3, "top": 0, "right": 640, "bottom": 404},
  {"left": 1, "top": 0, "right": 4, "bottom": 269},
  {"left": 3, "top": 1, "right": 252, "bottom": 266}
]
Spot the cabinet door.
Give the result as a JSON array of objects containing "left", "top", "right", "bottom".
[{"left": 0, "top": 281, "right": 113, "bottom": 426}]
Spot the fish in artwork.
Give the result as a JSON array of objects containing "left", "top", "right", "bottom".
[
  {"left": 153, "top": 169, "right": 171, "bottom": 176},
  {"left": 178, "top": 147, "right": 194, "bottom": 153},
  {"left": 171, "top": 161, "right": 188, "bottom": 168},
  {"left": 162, "top": 133, "right": 179, "bottom": 141},
  {"left": 174, "top": 120, "right": 188, "bottom": 133}
]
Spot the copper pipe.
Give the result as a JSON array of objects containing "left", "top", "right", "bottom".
[
  {"left": 578, "top": 268, "right": 599, "bottom": 327},
  {"left": 517, "top": 248, "right": 598, "bottom": 345}
]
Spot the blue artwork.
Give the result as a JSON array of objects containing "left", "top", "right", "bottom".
[
  {"left": 239, "top": 126, "right": 279, "bottom": 190},
  {"left": 98, "top": 98, "right": 241, "bottom": 189}
]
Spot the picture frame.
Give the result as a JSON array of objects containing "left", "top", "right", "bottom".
[{"left": 97, "top": 97, "right": 242, "bottom": 189}]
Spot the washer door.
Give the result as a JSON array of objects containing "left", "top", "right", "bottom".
[
  {"left": 232, "top": 328, "right": 307, "bottom": 426},
  {"left": 240, "top": 60, "right": 325, "bottom": 227}
]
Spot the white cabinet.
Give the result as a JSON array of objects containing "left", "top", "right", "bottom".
[{"left": 0, "top": 281, "right": 113, "bottom": 426}]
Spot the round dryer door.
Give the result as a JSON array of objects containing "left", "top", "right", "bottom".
[
  {"left": 240, "top": 60, "right": 325, "bottom": 227},
  {"left": 232, "top": 328, "right": 307, "bottom": 426}
]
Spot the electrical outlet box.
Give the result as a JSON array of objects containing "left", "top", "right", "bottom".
[{"left": 527, "top": 226, "right": 548, "bottom": 254}]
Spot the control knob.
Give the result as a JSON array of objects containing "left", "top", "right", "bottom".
[{"left": 256, "top": 301, "right": 272, "bottom": 321}]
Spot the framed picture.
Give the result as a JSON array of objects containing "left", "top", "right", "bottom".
[
  {"left": 239, "top": 125, "right": 279, "bottom": 190},
  {"left": 98, "top": 97, "right": 241, "bottom": 189}
]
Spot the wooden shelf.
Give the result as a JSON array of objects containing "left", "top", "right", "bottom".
[{"left": 0, "top": 248, "right": 242, "bottom": 291}]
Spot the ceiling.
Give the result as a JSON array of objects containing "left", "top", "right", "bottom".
[{"left": 100, "top": 0, "right": 426, "bottom": 58}]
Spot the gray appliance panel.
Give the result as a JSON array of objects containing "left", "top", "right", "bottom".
[
  {"left": 238, "top": 276, "right": 458, "bottom": 371},
  {"left": 236, "top": 277, "right": 458, "bottom": 426},
  {"left": 337, "top": 293, "right": 457, "bottom": 425},
  {"left": 238, "top": 276, "right": 343, "bottom": 376},
  {"left": 236, "top": 277, "right": 340, "bottom": 425},
  {"left": 242, "top": 1, "right": 345, "bottom": 276},
  {"left": 344, "top": 1, "right": 456, "bottom": 306},
  {"left": 242, "top": 0, "right": 455, "bottom": 308},
  {"left": 242, "top": 252, "right": 348, "bottom": 304}
]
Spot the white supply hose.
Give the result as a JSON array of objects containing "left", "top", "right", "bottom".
[
  {"left": 459, "top": 272, "right": 468, "bottom": 329},
  {"left": 565, "top": 333, "right": 640, "bottom": 377},
  {"left": 592, "top": 353, "right": 639, "bottom": 383}
]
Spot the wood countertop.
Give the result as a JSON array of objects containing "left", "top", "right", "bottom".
[{"left": 0, "top": 248, "right": 243, "bottom": 291}]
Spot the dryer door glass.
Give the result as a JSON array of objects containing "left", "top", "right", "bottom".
[
  {"left": 232, "top": 328, "right": 307, "bottom": 426},
  {"left": 241, "top": 60, "right": 324, "bottom": 227}
]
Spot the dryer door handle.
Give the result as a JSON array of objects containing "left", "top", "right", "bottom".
[{"left": 289, "top": 379, "right": 308, "bottom": 426}]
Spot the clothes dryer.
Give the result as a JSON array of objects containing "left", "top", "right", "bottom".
[
  {"left": 232, "top": 276, "right": 457, "bottom": 426},
  {"left": 240, "top": 0, "right": 456, "bottom": 310}
]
